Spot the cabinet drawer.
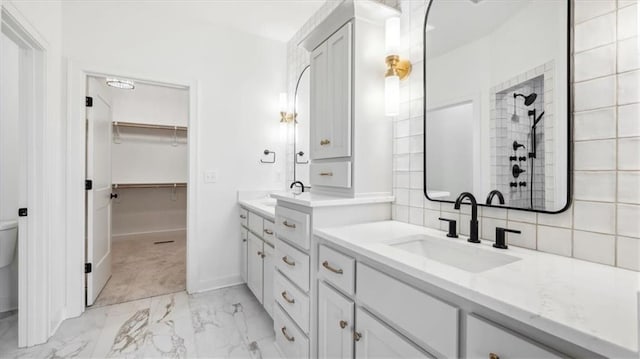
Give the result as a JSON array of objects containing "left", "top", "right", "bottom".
[
  {"left": 318, "top": 245, "right": 355, "bottom": 295},
  {"left": 275, "top": 239, "right": 310, "bottom": 292},
  {"left": 239, "top": 208, "right": 248, "bottom": 227},
  {"left": 263, "top": 219, "right": 275, "bottom": 246},
  {"left": 248, "top": 211, "right": 264, "bottom": 236},
  {"left": 274, "top": 304, "right": 309, "bottom": 359},
  {"left": 357, "top": 263, "right": 459, "bottom": 358},
  {"left": 274, "top": 271, "right": 310, "bottom": 333},
  {"left": 310, "top": 161, "right": 351, "bottom": 188},
  {"left": 275, "top": 206, "right": 310, "bottom": 250},
  {"left": 466, "top": 314, "right": 563, "bottom": 359}
]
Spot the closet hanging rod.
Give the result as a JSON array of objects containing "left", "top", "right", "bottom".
[
  {"left": 112, "top": 121, "right": 188, "bottom": 131},
  {"left": 112, "top": 182, "right": 187, "bottom": 189}
]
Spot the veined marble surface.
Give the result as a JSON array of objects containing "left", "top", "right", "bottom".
[
  {"left": 0, "top": 285, "right": 281, "bottom": 359},
  {"left": 316, "top": 220, "right": 640, "bottom": 358}
]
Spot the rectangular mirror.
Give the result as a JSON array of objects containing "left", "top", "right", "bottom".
[{"left": 423, "top": 0, "right": 571, "bottom": 213}]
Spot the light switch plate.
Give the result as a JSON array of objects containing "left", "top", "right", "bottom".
[{"left": 204, "top": 170, "right": 218, "bottom": 183}]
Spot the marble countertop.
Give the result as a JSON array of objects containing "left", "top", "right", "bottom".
[
  {"left": 315, "top": 220, "right": 640, "bottom": 358},
  {"left": 238, "top": 198, "right": 276, "bottom": 220},
  {"left": 270, "top": 191, "right": 394, "bottom": 207}
]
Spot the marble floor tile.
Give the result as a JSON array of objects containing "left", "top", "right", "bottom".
[
  {"left": 0, "top": 285, "right": 280, "bottom": 359},
  {"left": 93, "top": 232, "right": 186, "bottom": 308}
]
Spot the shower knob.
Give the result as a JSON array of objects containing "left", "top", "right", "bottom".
[{"left": 512, "top": 141, "right": 526, "bottom": 151}]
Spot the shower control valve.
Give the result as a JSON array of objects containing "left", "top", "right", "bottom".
[
  {"left": 510, "top": 182, "right": 518, "bottom": 188},
  {"left": 509, "top": 156, "right": 517, "bottom": 161},
  {"left": 519, "top": 181, "right": 527, "bottom": 187},
  {"left": 518, "top": 156, "right": 527, "bottom": 161},
  {"left": 512, "top": 164, "right": 526, "bottom": 178}
]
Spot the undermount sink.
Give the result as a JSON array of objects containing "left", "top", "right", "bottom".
[{"left": 387, "top": 234, "right": 520, "bottom": 273}]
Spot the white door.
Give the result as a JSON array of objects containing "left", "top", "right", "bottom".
[
  {"left": 318, "top": 281, "right": 354, "bottom": 359},
  {"left": 86, "top": 77, "right": 113, "bottom": 306},
  {"left": 262, "top": 242, "right": 274, "bottom": 318},
  {"left": 355, "top": 308, "right": 428, "bottom": 359},
  {"left": 247, "top": 232, "right": 263, "bottom": 303}
]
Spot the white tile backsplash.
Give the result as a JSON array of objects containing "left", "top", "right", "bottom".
[
  {"left": 574, "top": 0, "right": 616, "bottom": 23},
  {"left": 538, "top": 226, "right": 573, "bottom": 256},
  {"left": 575, "top": 11, "right": 616, "bottom": 52},
  {"left": 573, "top": 107, "right": 617, "bottom": 140},
  {"left": 617, "top": 70, "right": 639, "bottom": 105},
  {"left": 574, "top": 171, "right": 617, "bottom": 202},
  {"left": 574, "top": 76, "right": 617, "bottom": 111},
  {"left": 618, "top": 103, "right": 640, "bottom": 137},
  {"left": 616, "top": 236, "right": 640, "bottom": 270},
  {"left": 574, "top": 139, "right": 617, "bottom": 170},
  {"left": 574, "top": 44, "right": 616, "bottom": 81},
  {"left": 618, "top": 171, "right": 640, "bottom": 204},
  {"left": 506, "top": 221, "right": 537, "bottom": 249},
  {"left": 573, "top": 231, "right": 616, "bottom": 265},
  {"left": 574, "top": 201, "right": 617, "bottom": 233},
  {"left": 618, "top": 137, "right": 640, "bottom": 169},
  {"left": 617, "top": 4, "right": 638, "bottom": 40},
  {"left": 618, "top": 37, "right": 639, "bottom": 72},
  {"left": 617, "top": 204, "right": 640, "bottom": 237}
]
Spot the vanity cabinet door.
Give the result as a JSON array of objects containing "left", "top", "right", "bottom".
[
  {"left": 310, "top": 22, "right": 352, "bottom": 160},
  {"left": 354, "top": 308, "right": 429, "bottom": 359},
  {"left": 247, "top": 232, "right": 264, "bottom": 304},
  {"left": 262, "top": 242, "right": 275, "bottom": 318},
  {"left": 241, "top": 228, "right": 248, "bottom": 283},
  {"left": 318, "top": 281, "right": 354, "bottom": 359}
]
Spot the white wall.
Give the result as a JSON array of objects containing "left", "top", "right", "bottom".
[
  {"left": 0, "top": 31, "right": 20, "bottom": 314},
  {"left": 62, "top": 1, "right": 287, "bottom": 291}
]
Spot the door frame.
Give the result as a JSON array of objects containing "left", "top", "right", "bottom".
[
  {"left": 1, "top": 1, "right": 50, "bottom": 347},
  {"left": 65, "top": 62, "right": 199, "bottom": 317}
]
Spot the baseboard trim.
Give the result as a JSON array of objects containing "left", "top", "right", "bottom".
[
  {"left": 112, "top": 228, "right": 187, "bottom": 240},
  {"left": 191, "top": 275, "right": 243, "bottom": 294}
]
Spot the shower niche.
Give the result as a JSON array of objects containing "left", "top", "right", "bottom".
[{"left": 423, "top": 0, "right": 570, "bottom": 213}]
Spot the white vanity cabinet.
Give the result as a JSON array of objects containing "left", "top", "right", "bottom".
[
  {"left": 318, "top": 281, "right": 354, "bottom": 359},
  {"left": 247, "top": 232, "right": 264, "bottom": 304},
  {"left": 239, "top": 205, "right": 276, "bottom": 318},
  {"left": 310, "top": 22, "right": 352, "bottom": 161}
]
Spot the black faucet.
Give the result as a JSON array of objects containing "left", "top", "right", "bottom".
[
  {"left": 454, "top": 192, "right": 480, "bottom": 243},
  {"left": 290, "top": 181, "right": 305, "bottom": 193},
  {"left": 486, "top": 190, "right": 505, "bottom": 205}
]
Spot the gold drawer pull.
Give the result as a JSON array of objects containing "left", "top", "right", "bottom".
[
  {"left": 320, "top": 139, "right": 331, "bottom": 146},
  {"left": 489, "top": 353, "right": 500, "bottom": 359},
  {"left": 353, "top": 331, "right": 362, "bottom": 341},
  {"left": 264, "top": 229, "right": 274, "bottom": 235},
  {"left": 281, "top": 291, "right": 295, "bottom": 304},
  {"left": 319, "top": 172, "right": 333, "bottom": 176},
  {"left": 240, "top": 215, "right": 247, "bottom": 219},
  {"left": 339, "top": 320, "right": 348, "bottom": 329},
  {"left": 282, "top": 220, "right": 296, "bottom": 229},
  {"left": 322, "top": 261, "right": 343, "bottom": 274},
  {"left": 282, "top": 256, "right": 296, "bottom": 266},
  {"left": 281, "top": 327, "right": 295, "bottom": 342}
]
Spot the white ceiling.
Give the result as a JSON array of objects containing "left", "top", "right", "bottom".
[
  {"left": 425, "top": 0, "right": 530, "bottom": 58},
  {"left": 142, "top": 0, "right": 327, "bottom": 43}
]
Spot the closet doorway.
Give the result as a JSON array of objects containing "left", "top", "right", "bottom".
[{"left": 85, "top": 75, "right": 189, "bottom": 308}]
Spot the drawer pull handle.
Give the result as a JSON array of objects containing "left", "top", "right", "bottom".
[
  {"left": 353, "top": 331, "right": 362, "bottom": 342},
  {"left": 281, "top": 327, "right": 295, "bottom": 342},
  {"left": 339, "top": 320, "right": 348, "bottom": 329},
  {"left": 322, "top": 261, "right": 343, "bottom": 274},
  {"left": 264, "top": 229, "right": 274, "bottom": 235},
  {"left": 319, "top": 172, "right": 334, "bottom": 176},
  {"left": 282, "top": 256, "right": 296, "bottom": 266},
  {"left": 257, "top": 251, "right": 265, "bottom": 258},
  {"left": 240, "top": 215, "right": 247, "bottom": 219},
  {"left": 320, "top": 139, "right": 331, "bottom": 146},
  {"left": 281, "top": 291, "right": 295, "bottom": 304},
  {"left": 489, "top": 354, "right": 500, "bottom": 359},
  {"left": 282, "top": 220, "right": 296, "bottom": 229}
]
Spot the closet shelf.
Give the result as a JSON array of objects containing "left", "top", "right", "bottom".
[
  {"left": 112, "top": 121, "right": 187, "bottom": 131},
  {"left": 112, "top": 182, "right": 187, "bottom": 189}
]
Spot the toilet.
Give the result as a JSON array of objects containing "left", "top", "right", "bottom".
[{"left": 0, "top": 221, "right": 17, "bottom": 268}]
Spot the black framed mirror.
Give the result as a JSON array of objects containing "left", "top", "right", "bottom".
[
  {"left": 293, "top": 65, "right": 310, "bottom": 184},
  {"left": 423, "top": 0, "right": 572, "bottom": 213}
]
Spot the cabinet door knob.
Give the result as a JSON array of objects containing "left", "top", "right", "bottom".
[
  {"left": 489, "top": 353, "right": 500, "bottom": 359},
  {"left": 281, "top": 327, "right": 295, "bottom": 342},
  {"left": 282, "top": 256, "right": 296, "bottom": 266},
  {"left": 281, "top": 291, "right": 295, "bottom": 304},
  {"left": 353, "top": 331, "right": 362, "bottom": 342},
  {"left": 322, "top": 261, "right": 344, "bottom": 274},
  {"left": 264, "top": 229, "right": 274, "bottom": 235},
  {"left": 319, "top": 172, "right": 334, "bottom": 177},
  {"left": 282, "top": 220, "right": 296, "bottom": 229},
  {"left": 242, "top": 239, "right": 247, "bottom": 242},
  {"left": 320, "top": 139, "right": 331, "bottom": 146},
  {"left": 240, "top": 215, "right": 247, "bottom": 219},
  {"left": 257, "top": 251, "right": 264, "bottom": 257},
  {"left": 339, "top": 320, "right": 348, "bottom": 329}
]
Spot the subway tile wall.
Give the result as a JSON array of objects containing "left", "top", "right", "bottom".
[{"left": 285, "top": 0, "right": 639, "bottom": 271}]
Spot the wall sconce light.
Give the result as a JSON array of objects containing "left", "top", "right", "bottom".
[
  {"left": 279, "top": 92, "right": 296, "bottom": 123},
  {"left": 384, "top": 17, "right": 411, "bottom": 117}
]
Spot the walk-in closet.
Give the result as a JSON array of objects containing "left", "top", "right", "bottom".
[{"left": 86, "top": 76, "right": 189, "bottom": 307}]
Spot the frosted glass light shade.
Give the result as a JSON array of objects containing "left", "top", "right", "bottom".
[
  {"left": 385, "top": 75, "right": 400, "bottom": 117},
  {"left": 279, "top": 92, "right": 287, "bottom": 113},
  {"left": 385, "top": 17, "right": 401, "bottom": 56}
]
